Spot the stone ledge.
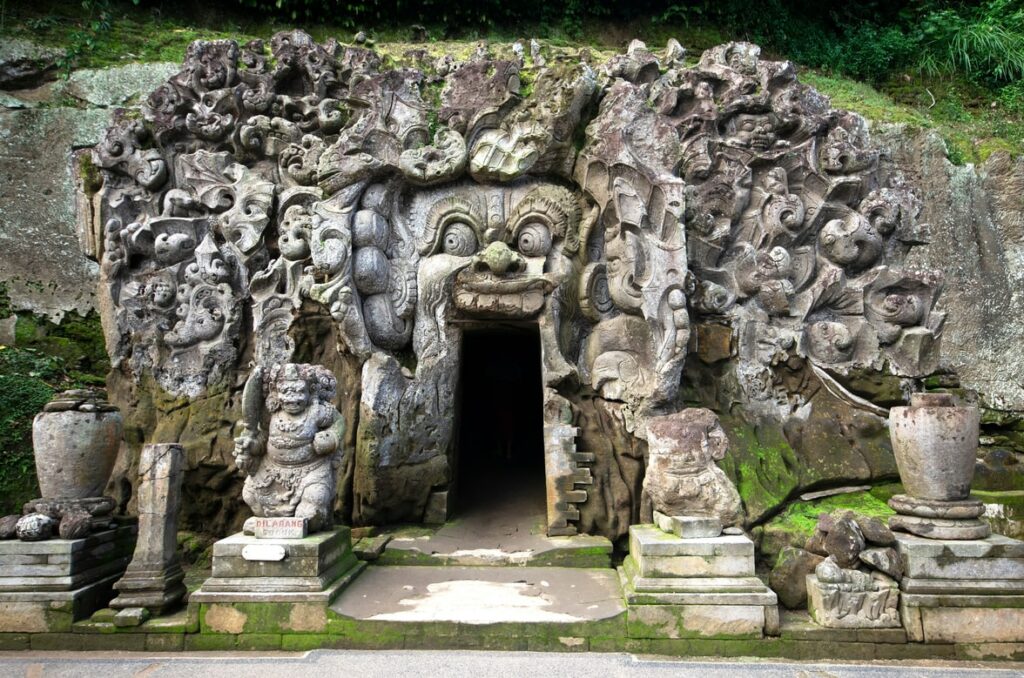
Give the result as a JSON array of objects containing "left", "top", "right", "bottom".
[
  {"left": 191, "top": 560, "right": 365, "bottom": 604},
  {"left": 0, "top": 621, "right": 1022, "bottom": 660}
]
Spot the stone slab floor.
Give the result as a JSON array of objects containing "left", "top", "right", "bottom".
[
  {"left": 379, "top": 472, "right": 611, "bottom": 567},
  {"left": 332, "top": 566, "right": 625, "bottom": 624}
]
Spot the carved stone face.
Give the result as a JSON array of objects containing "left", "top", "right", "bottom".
[
  {"left": 149, "top": 281, "right": 176, "bottom": 308},
  {"left": 276, "top": 378, "right": 310, "bottom": 414},
  {"left": 406, "top": 180, "right": 579, "bottom": 319}
]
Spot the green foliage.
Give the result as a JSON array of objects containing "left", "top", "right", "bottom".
[
  {"left": 0, "top": 350, "right": 55, "bottom": 514},
  {"left": 918, "top": 1, "right": 1024, "bottom": 85},
  {"left": 999, "top": 80, "right": 1024, "bottom": 113}
]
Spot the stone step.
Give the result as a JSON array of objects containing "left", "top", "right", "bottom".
[
  {"left": 330, "top": 565, "right": 625, "bottom": 627},
  {"left": 379, "top": 527, "right": 612, "bottom": 568}
]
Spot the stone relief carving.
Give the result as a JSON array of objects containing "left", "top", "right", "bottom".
[{"left": 89, "top": 32, "right": 947, "bottom": 538}]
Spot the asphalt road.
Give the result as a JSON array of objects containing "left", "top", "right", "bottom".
[{"left": 1, "top": 651, "right": 1022, "bottom": 678}]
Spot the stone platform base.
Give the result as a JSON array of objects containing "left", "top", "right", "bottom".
[
  {"left": 621, "top": 525, "right": 778, "bottom": 639},
  {"left": 0, "top": 573, "right": 123, "bottom": 633},
  {"left": 191, "top": 528, "right": 363, "bottom": 603},
  {"left": 901, "top": 594, "right": 1024, "bottom": 643},
  {"left": 0, "top": 524, "right": 136, "bottom": 632}
]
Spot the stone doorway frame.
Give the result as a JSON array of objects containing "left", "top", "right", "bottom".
[{"left": 449, "top": 319, "right": 594, "bottom": 537}]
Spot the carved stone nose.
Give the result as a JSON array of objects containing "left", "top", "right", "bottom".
[{"left": 473, "top": 241, "right": 525, "bottom": 275}]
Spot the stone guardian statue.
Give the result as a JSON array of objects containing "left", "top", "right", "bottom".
[
  {"left": 642, "top": 408, "right": 744, "bottom": 528},
  {"left": 234, "top": 362, "right": 345, "bottom": 533}
]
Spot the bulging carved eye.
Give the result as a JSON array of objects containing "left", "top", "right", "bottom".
[
  {"left": 516, "top": 222, "right": 551, "bottom": 257},
  {"left": 442, "top": 222, "right": 477, "bottom": 256}
]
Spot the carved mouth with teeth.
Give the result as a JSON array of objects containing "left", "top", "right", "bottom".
[{"left": 453, "top": 241, "right": 555, "bottom": 318}]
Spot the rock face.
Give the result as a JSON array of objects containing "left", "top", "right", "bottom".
[
  {"left": 83, "top": 33, "right": 953, "bottom": 539},
  {"left": 769, "top": 546, "right": 824, "bottom": 609},
  {"left": 0, "top": 59, "right": 179, "bottom": 322}
]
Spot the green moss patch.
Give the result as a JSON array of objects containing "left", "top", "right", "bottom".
[{"left": 759, "top": 490, "right": 895, "bottom": 562}]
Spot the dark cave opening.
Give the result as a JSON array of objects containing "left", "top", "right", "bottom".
[{"left": 455, "top": 324, "right": 546, "bottom": 516}]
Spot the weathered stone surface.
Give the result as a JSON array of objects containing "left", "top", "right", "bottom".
[
  {"left": 769, "top": 546, "right": 824, "bottom": 609},
  {"left": 629, "top": 525, "right": 755, "bottom": 579},
  {"left": 112, "top": 606, "right": 149, "bottom": 627},
  {"left": 0, "top": 515, "right": 19, "bottom": 539},
  {"left": 878, "top": 127, "right": 1024, "bottom": 412},
  {"left": 55, "top": 63, "right": 179, "bottom": 108},
  {"left": 823, "top": 517, "right": 865, "bottom": 569},
  {"left": 807, "top": 567, "right": 900, "bottom": 629},
  {"left": 0, "top": 106, "right": 108, "bottom": 320},
  {"left": 15, "top": 513, "right": 55, "bottom": 541},
  {"left": 110, "top": 444, "right": 185, "bottom": 615},
  {"left": 0, "top": 38, "right": 64, "bottom": 89},
  {"left": 918, "top": 606, "right": 1024, "bottom": 643},
  {"left": 58, "top": 512, "right": 93, "bottom": 540},
  {"left": 199, "top": 528, "right": 360, "bottom": 596},
  {"left": 644, "top": 410, "right": 743, "bottom": 526},
  {"left": 890, "top": 393, "right": 980, "bottom": 503},
  {"left": 889, "top": 493, "right": 986, "bottom": 519},
  {"left": 855, "top": 515, "right": 895, "bottom": 546},
  {"left": 653, "top": 512, "right": 722, "bottom": 539},
  {"left": 628, "top": 603, "right": 766, "bottom": 639},
  {"left": 895, "top": 533, "right": 1024, "bottom": 582},
  {"left": 858, "top": 547, "right": 902, "bottom": 580},
  {"left": 32, "top": 389, "right": 122, "bottom": 504},
  {"left": 889, "top": 514, "right": 991, "bottom": 540}
]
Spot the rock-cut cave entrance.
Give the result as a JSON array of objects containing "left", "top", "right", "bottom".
[{"left": 454, "top": 324, "right": 546, "bottom": 534}]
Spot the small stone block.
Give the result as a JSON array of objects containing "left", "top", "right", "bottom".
[
  {"left": 353, "top": 535, "right": 392, "bottom": 561},
  {"left": 653, "top": 512, "right": 723, "bottom": 539},
  {"left": 249, "top": 517, "right": 308, "bottom": 539},
  {"left": 112, "top": 606, "right": 149, "bottom": 627}
]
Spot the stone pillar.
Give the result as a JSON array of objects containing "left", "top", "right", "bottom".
[{"left": 110, "top": 444, "right": 186, "bottom": 621}]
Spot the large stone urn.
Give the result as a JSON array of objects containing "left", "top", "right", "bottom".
[
  {"left": 32, "top": 389, "right": 122, "bottom": 499},
  {"left": 887, "top": 392, "right": 989, "bottom": 539}
]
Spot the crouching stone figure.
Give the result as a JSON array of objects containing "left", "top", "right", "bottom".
[
  {"left": 642, "top": 407, "right": 743, "bottom": 526},
  {"left": 234, "top": 362, "right": 345, "bottom": 532}
]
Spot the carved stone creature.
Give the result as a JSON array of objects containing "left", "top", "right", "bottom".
[
  {"left": 642, "top": 408, "right": 743, "bottom": 526},
  {"left": 234, "top": 363, "right": 346, "bottom": 532},
  {"left": 808, "top": 556, "right": 900, "bottom": 628}
]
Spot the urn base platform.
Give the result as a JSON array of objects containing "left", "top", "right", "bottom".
[
  {"left": 895, "top": 533, "right": 1024, "bottom": 643},
  {"left": 0, "top": 524, "right": 137, "bottom": 632},
  {"left": 889, "top": 494, "right": 991, "bottom": 540}
]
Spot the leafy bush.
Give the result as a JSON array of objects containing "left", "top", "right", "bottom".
[{"left": 918, "top": 1, "right": 1024, "bottom": 84}]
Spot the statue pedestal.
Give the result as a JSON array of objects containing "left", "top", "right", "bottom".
[
  {"left": 895, "top": 533, "right": 1024, "bottom": 643},
  {"left": 192, "top": 527, "right": 364, "bottom": 603},
  {"left": 620, "top": 525, "right": 778, "bottom": 639},
  {"left": 0, "top": 524, "right": 136, "bottom": 632}
]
